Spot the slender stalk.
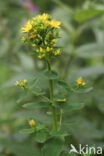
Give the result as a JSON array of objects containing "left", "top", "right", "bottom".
[
  {"left": 47, "top": 60, "right": 58, "bottom": 131},
  {"left": 59, "top": 109, "right": 63, "bottom": 130}
]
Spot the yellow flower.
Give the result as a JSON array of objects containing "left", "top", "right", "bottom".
[
  {"left": 38, "top": 54, "right": 45, "bottom": 59},
  {"left": 57, "top": 98, "right": 66, "bottom": 102},
  {"left": 28, "top": 34, "right": 36, "bottom": 39},
  {"left": 21, "top": 21, "right": 32, "bottom": 33},
  {"left": 38, "top": 55, "right": 42, "bottom": 59},
  {"left": 16, "top": 81, "right": 19, "bottom": 86},
  {"left": 55, "top": 49, "right": 61, "bottom": 56},
  {"left": 45, "top": 21, "right": 50, "bottom": 26},
  {"left": 37, "top": 13, "right": 49, "bottom": 21},
  {"left": 16, "top": 80, "right": 27, "bottom": 88},
  {"left": 46, "top": 47, "right": 50, "bottom": 52},
  {"left": 49, "top": 20, "right": 61, "bottom": 28},
  {"left": 76, "top": 77, "right": 86, "bottom": 86},
  {"left": 40, "top": 47, "right": 43, "bottom": 53},
  {"left": 20, "top": 81, "right": 24, "bottom": 87},
  {"left": 45, "top": 41, "right": 47, "bottom": 45},
  {"left": 24, "top": 79, "right": 27, "bottom": 84},
  {"left": 29, "top": 120, "right": 35, "bottom": 126}
]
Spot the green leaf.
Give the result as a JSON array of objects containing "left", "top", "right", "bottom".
[
  {"left": 36, "top": 124, "right": 46, "bottom": 131},
  {"left": 19, "top": 129, "right": 34, "bottom": 134},
  {"left": 63, "top": 103, "right": 85, "bottom": 111},
  {"left": 75, "top": 9, "right": 104, "bottom": 22},
  {"left": 44, "top": 70, "right": 58, "bottom": 79},
  {"left": 60, "top": 152, "right": 76, "bottom": 156},
  {"left": 27, "top": 78, "right": 38, "bottom": 89},
  {"left": 76, "top": 43, "right": 104, "bottom": 58},
  {"left": 58, "top": 80, "right": 72, "bottom": 91},
  {"left": 16, "top": 91, "right": 29, "bottom": 104},
  {"left": 50, "top": 130, "right": 69, "bottom": 137},
  {"left": 76, "top": 87, "right": 93, "bottom": 93},
  {"left": 23, "top": 102, "right": 50, "bottom": 109},
  {"left": 42, "top": 137, "right": 64, "bottom": 156},
  {"left": 35, "top": 130, "right": 47, "bottom": 143}
]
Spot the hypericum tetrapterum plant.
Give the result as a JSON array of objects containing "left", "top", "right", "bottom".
[{"left": 16, "top": 13, "right": 92, "bottom": 156}]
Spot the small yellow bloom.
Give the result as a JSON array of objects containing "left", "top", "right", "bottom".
[
  {"left": 49, "top": 20, "right": 61, "bottom": 28},
  {"left": 57, "top": 98, "right": 66, "bottom": 102},
  {"left": 16, "top": 81, "right": 19, "bottom": 86},
  {"left": 55, "top": 49, "right": 61, "bottom": 56},
  {"left": 82, "top": 82, "right": 86, "bottom": 86},
  {"left": 38, "top": 55, "right": 42, "bottom": 59},
  {"left": 46, "top": 47, "right": 50, "bottom": 52},
  {"left": 16, "top": 80, "right": 27, "bottom": 88},
  {"left": 40, "top": 47, "right": 43, "bottom": 53},
  {"left": 21, "top": 21, "right": 32, "bottom": 33},
  {"left": 20, "top": 81, "right": 24, "bottom": 87},
  {"left": 45, "top": 21, "right": 49, "bottom": 26},
  {"left": 38, "top": 54, "right": 45, "bottom": 59},
  {"left": 76, "top": 77, "right": 86, "bottom": 86},
  {"left": 53, "top": 43, "right": 56, "bottom": 46},
  {"left": 28, "top": 34, "right": 36, "bottom": 39},
  {"left": 45, "top": 41, "right": 47, "bottom": 45},
  {"left": 37, "top": 13, "right": 49, "bottom": 21},
  {"left": 24, "top": 79, "right": 27, "bottom": 84},
  {"left": 29, "top": 120, "right": 35, "bottom": 126}
]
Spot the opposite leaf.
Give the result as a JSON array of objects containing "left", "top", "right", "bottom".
[
  {"left": 75, "top": 9, "right": 104, "bottom": 22},
  {"left": 42, "top": 137, "right": 64, "bottom": 156},
  {"left": 19, "top": 128, "right": 34, "bottom": 134},
  {"left": 23, "top": 102, "right": 50, "bottom": 109},
  {"left": 44, "top": 70, "right": 58, "bottom": 79},
  {"left": 35, "top": 130, "right": 47, "bottom": 143},
  {"left": 50, "top": 130, "right": 69, "bottom": 137}
]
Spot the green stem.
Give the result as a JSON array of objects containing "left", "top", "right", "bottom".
[
  {"left": 47, "top": 60, "right": 58, "bottom": 131},
  {"left": 59, "top": 109, "right": 63, "bottom": 130}
]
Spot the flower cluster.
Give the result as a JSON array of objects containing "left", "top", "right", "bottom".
[
  {"left": 21, "top": 13, "right": 62, "bottom": 60},
  {"left": 76, "top": 77, "right": 86, "bottom": 87},
  {"left": 16, "top": 79, "right": 27, "bottom": 88}
]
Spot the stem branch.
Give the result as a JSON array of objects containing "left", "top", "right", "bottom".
[{"left": 47, "top": 60, "right": 58, "bottom": 131}]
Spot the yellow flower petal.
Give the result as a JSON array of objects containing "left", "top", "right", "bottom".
[
  {"left": 29, "top": 120, "right": 35, "bottom": 126},
  {"left": 21, "top": 21, "right": 32, "bottom": 33}
]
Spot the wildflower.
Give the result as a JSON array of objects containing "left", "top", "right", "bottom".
[
  {"left": 37, "top": 13, "right": 49, "bottom": 21},
  {"left": 76, "top": 77, "right": 86, "bottom": 86},
  {"left": 40, "top": 47, "right": 43, "bottom": 53},
  {"left": 45, "top": 21, "right": 49, "bottom": 26},
  {"left": 57, "top": 98, "right": 66, "bottom": 102},
  {"left": 16, "top": 79, "right": 27, "bottom": 88},
  {"left": 24, "top": 79, "right": 27, "bottom": 84},
  {"left": 16, "top": 81, "right": 19, "bottom": 86},
  {"left": 46, "top": 47, "right": 50, "bottom": 52},
  {"left": 28, "top": 34, "right": 36, "bottom": 39},
  {"left": 21, "top": 21, "right": 32, "bottom": 33},
  {"left": 55, "top": 49, "right": 61, "bottom": 55},
  {"left": 49, "top": 20, "right": 61, "bottom": 28},
  {"left": 45, "top": 41, "right": 47, "bottom": 45},
  {"left": 38, "top": 54, "right": 45, "bottom": 59},
  {"left": 29, "top": 120, "right": 35, "bottom": 126},
  {"left": 21, "top": 13, "right": 62, "bottom": 60}
]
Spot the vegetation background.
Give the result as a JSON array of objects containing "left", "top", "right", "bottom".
[{"left": 0, "top": 0, "right": 104, "bottom": 155}]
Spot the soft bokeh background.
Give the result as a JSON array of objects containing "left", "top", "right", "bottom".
[{"left": 0, "top": 0, "right": 104, "bottom": 156}]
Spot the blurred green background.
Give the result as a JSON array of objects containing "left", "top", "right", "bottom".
[{"left": 0, "top": 0, "right": 104, "bottom": 156}]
